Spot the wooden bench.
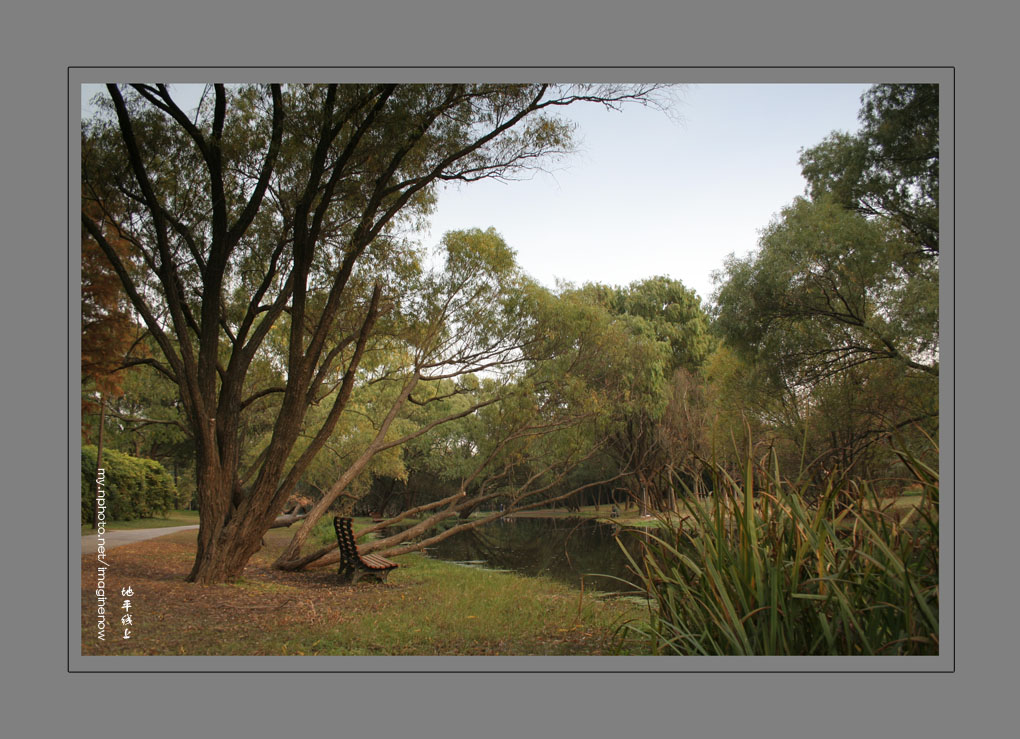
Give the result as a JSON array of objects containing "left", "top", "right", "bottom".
[{"left": 333, "top": 516, "right": 399, "bottom": 584}]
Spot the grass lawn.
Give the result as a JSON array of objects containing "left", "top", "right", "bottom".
[
  {"left": 81, "top": 509, "right": 199, "bottom": 534},
  {"left": 81, "top": 525, "right": 647, "bottom": 656},
  {"left": 511, "top": 503, "right": 690, "bottom": 528},
  {"left": 521, "top": 487, "right": 933, "bottom": 531},
  {"left": 868, "top": 488, "right": 926, "bottom": 508}
]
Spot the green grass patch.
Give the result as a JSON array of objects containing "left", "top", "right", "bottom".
[
  {"left": 82, "top": 522, "right": 644, "bottom": 656},
  {"left": 301, "top": 554, "right": 643, "bottom": 655},
  {"left": 514, "top": 504, "right": 696, "bottom": 528},
  {"left": 81, "top": 508, "right": 199, "bottom": 534}
]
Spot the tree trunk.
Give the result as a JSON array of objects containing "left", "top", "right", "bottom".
[
  {"left": 187, "top": 507, "right": 274, "bottom": 584},
  {"left": 269, "top": 511, "right": 309, "bottom": 528},
  {"left": 184, "top": 454, "right": 275, "bottom": 584},
  {"left": 374, "top": 477, "right": 399, "bottom": 519},
  {"left": 638, "top": 473, "right": 649, "bottom": 517},
  {"left": 273, "top": 373, "right": 419, "bottom": 569},
  {"left": 186, "top": 463, "right": 236, "bottom": 583}
]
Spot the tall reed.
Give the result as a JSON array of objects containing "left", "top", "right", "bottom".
[{"left": 617, "top": 450, "right": 939, "bottom": 655}]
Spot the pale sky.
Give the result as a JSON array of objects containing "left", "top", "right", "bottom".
[
  {"left": 421, "top": 84, "right": 871, "bottom": 303},
  {"left": 82, "top": 83, "right": 871, "bottom": 304}
]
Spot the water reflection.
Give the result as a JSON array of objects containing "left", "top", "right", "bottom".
[{"left": 391, "top": 517, "right": 650, "bottom": 593}]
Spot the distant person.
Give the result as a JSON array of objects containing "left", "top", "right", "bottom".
[{"left": 610, "top": 505, "right": 619, "bottom": 518}]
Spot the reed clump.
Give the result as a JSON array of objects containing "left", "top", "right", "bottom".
[{"left": 618, "top": 448, "right": 939, "bottom": 655}]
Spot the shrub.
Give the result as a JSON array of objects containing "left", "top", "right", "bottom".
[
  {"left": 311, "top": 515, "right": 337, "bottom": 548},
  {"left": 619, "top": 449, "right": 939, "bottom": 656},
  {"left": 81, "top": 445, "right": 182, "bottom": 523}
]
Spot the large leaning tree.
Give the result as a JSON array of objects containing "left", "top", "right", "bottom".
[
  {"left": 81, "top": 83, "right": 665, "bottom": 584},
  {"left": 273, "top": 226, "right": 586, "bottom": 570},
  {"left": 278, "top": 272, "right": 660, "bottom": 571}
]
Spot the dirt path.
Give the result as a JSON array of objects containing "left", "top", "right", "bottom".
[{"left": 81, "top": 525, "right": 199, "bottom": 554}]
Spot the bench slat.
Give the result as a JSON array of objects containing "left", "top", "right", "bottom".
[{"left": 361, "top": 553, "right": 398, "bottom": 570}]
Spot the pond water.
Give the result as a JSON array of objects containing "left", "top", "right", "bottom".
[{"left": 389, "top": 517, "right": 655, "bottom": 594}]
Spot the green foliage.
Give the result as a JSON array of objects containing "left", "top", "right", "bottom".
[
  {"left": 310, "top": 515, "right": 339, "bottom": 548},
  {"left": 710, "top": 84, "right": 939, "bottom": 481},
  {"left": 610, "top": 276, "right": 712, "bottom": 373},
  {"left": 99, "top": 350, "right": 193, "bottom": 457},
  {"left": 715, "top": 195, "right": 938, "bottom": 384},
  {"left": 358, "top": 278, "right": 691, "bottom": 518},
  {"left": 82, "top": 445, "right": 183, "bottom": 523},
  {"left": 620, "top": 451, "right": 939, "bottom": 655},
  {"left": 289, "top": 227, "right": 544, "bottom": 508},
  {"left": 800, "top": 83, "right": 938, "bottom": 256},
  {"left": 715, "top": 83, "right": 939, "bottom": 387},
  {"left": 550, "top": 278, "right": 712, "bottom": 512},
  {"left": 82, "top": 83, "right": 671, "bottom": 581}
]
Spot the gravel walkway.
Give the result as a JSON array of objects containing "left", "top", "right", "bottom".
[{"left": 81, "top": 525, "right": 199, "bottom": 554}]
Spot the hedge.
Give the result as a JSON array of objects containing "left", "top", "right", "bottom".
[{"left": 82, "top": 446, "right": 183, "bottom": 523}]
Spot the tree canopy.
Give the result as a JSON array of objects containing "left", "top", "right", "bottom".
[
  {"left": 80, "top": 81, "right": 939, "bottom": 583},
  {"left": 714, "top": 195, "right": 938, "bottom": 385},
  {"left": 81, "top": 83, "right": 666, "bottom": 583},
  {"left": 712, "top": 83, "right": 939, "bottom": 479},
  {"left": 799, "top": 83, "right": 938, "bottom": 257}
]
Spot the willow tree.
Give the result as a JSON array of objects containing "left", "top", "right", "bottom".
[
  {"left": 81, "top": 83, "right": 664, "bottom": 583},
  {"left": 565, "top": 278, "right": 711, "bottom": 515},
  {"left": 293, "top": 278, "right": 658, "bottom": 569},
  {"left": 799, "top": 83, "right": 938, "bottom": 257},
  {"left": 273, "top": 227, "right": 556, "bottom": 570},
  {"left": 713, "top": 84, "right": 939, "bottom": 478}
]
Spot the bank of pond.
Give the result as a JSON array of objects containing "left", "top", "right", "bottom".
[
  {"left": 365, "top": 481, "right": 939, "bottom": 657},
  {"left": 402, "top": 516, "right": 650, "bottom": 595}
]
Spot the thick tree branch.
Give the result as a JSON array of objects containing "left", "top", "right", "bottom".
[
  {"left": 240, "top": 386, "right": 287, "bottom": 411},
  {"left": 117, "top": 357, "right": 179, "bottom": 383},
  {"left": 253, "top": 284, "right": 384, "bottom": 525}
]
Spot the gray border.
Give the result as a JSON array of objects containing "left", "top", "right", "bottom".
[
  {"left": 70, "top": 66, "right": 953, "bottom": 674},
  {"left": 9, "top": 0, "right": 1017, "bottom": 736}
]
